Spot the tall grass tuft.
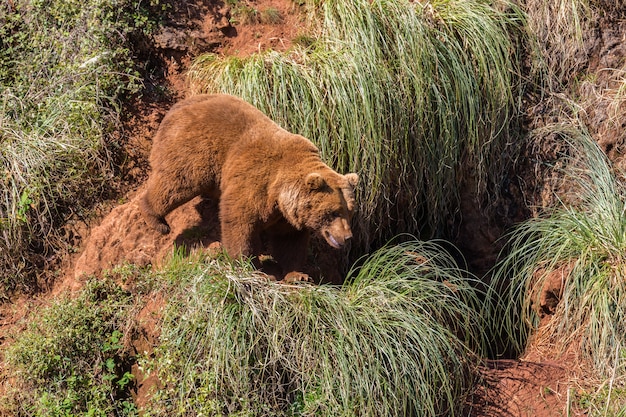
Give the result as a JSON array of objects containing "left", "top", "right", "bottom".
[
  {"left": 490, "top": 124, "right": 626, "bottom": 380},
  {"left": 0, "top": 0, "right": 163, "bottom": 293},
  {"left": 145, "top": 241, "right": 488, "bottom": 416},
  {"left": 187, "top": 0, "right": 523, "bottom": 252},
  {"left": 524, "top": 0, "right": 592, "bottom": 90}
]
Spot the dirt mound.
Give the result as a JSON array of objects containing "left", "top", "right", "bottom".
[
  {"left": 74, "top": 190, "right": 345, "bottom": 284},
  {"left": 216, "top": 0, "right": 307, "bottom": 57},
  {"left": 74, "top": 194, "right": 220, "bottom": 278}
]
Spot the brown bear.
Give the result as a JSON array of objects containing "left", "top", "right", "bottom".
[{"left": 139, "top": 94, "right": 359, "bottom": 281}]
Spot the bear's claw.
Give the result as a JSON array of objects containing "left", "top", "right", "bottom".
[
  {"left": 281, "top": 271, "right": 313, "bottom": 284},
  {"left": 154, "top": 221, "right": 171, "bottom": 234}
]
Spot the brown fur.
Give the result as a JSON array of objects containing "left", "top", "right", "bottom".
[{"left": 140, "top": 94, "right": 359, "bottom": 279}]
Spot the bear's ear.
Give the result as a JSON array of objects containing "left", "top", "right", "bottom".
[
  {"left": 345, "top": 173, "right": 359, "bottom": 188},
  {"left": 306, "top": 173, "right": 326, "bottom": 191}
]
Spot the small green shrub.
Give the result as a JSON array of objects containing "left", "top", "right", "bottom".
[
  {"left": 577, "top": 383, "right": 626, "bottom": 417},
  {"left": 2, "top": 279, "right": 138, "bottom": 416},
  {"left": 143, "top": 240, "right": 488, "bottom": 416},
  {"left": 230, "top": 4, "right": 259, "bottom": 25},
  {"left": 260, "top": 7, "right": 282, "bottom": 24}
]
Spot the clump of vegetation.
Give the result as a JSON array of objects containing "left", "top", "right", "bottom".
[
  {"left": 143, "top": 241, "right": 488, "bottom": 416},
  {"left": 524, "top": 0, "right": 592, "bottom": 89},
  {"left": 230, "top": 3, "right": 259, "bottom": 25},
  {"left": 187, "top": 0, "right": 523, "bottom": 252},
  {"left": 226, "top": 0, "right": 283, "bottom": 25},
  {"left": 0, "top": 0, "right": 165, "bottom": 295},
  {"left": 577, "top": 383, "right": 626, "bottom": 417},
  {"left": 260, "top": 7, "right": 283, "bottom": 24},
  {"left": 2, "top": 279, "right": 138, "bottom": 416},
  {"left": 491, "top": 125, "right": 626, "bottom": 382}
]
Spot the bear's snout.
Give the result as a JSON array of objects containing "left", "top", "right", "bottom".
[{"left": 322, "top": 218, "right": 353, "bottom": 249}]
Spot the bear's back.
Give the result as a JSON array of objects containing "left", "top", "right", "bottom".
[
  {"left": 149, "top": 94, "right": 283, "bottom": 169},
  {"left": 154, "top": 94, "right": 278, "bottom": 143}
]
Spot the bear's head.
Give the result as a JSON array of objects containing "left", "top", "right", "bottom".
[{"left": 280, "top": 171, "right": 359, "bottom": 249}]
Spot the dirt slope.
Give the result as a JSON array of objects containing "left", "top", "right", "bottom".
[{"left": 74, "top": 195, "right": 220, "bottom": 278}]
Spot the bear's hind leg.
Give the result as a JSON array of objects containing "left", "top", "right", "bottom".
[
  {"left": 139, "top": 190, "right": 171, "bottom": 234},
  {"left": 140, "top": 173, "right": 199, "bottom": 234}
]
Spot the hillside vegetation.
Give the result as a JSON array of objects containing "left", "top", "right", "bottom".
[
  {"left": 0, "top": 0, "right": 165, "bottom": 293},
  {"left": 1, "top": 0, "right": 626, "bottom": 415}
]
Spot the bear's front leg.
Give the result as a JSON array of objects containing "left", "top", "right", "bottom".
[
  {"left": 266, "top": 229, "right": 311, "bottom": 282},
  {"left": 219, "top": 196, "right": 264, "bottom": 267}
]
